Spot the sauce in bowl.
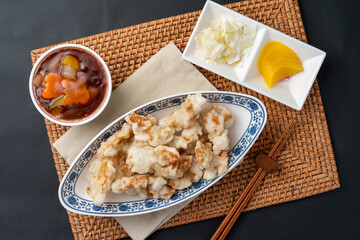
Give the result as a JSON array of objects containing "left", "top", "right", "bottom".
[{"left": 32, "top": 48, "right": 109, "bottom": 121}]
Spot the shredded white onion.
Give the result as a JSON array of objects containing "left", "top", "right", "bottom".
[{"left": 195, "top": 17, "right": 256, "bottom": 67}]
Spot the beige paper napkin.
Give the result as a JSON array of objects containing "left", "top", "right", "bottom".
[{"left": 53, "top": 42, "right": 216, "bottom": 240}]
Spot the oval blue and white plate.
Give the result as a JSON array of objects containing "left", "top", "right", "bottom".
[{"left": 58, "top": 91, "right": 267, "bottom": 216}]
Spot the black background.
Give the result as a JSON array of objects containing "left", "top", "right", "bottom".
[{"left": 0, "top": 0, "right": 359, "bottom": 239}]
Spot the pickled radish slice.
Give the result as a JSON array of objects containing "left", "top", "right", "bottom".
[{"left": 257, "top": 41, "right": 303, "bottom": 88}]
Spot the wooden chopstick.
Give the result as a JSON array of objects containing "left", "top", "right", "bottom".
[
  {"left": 211, "top": 118, "right": 298, "bottom": 240},
  {"left": 269, "top": 118, "right": 298, "bottom": 159},
  {"left": 210, "top": 168, "right": 264, "bottom": 240},
  {"left": 217, "top": 169, "right": 267, "bottom": 240}
]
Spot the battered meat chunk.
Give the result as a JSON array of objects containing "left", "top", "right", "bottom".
[
  {"left": 169, "top": 121, "right": 203, "bottom": 150},
  {"left": 126, "top": 145, "right": 180, "bottom": 178},
  {"left": 211, "top": 103, "right": 234, "bottom": 129},
  {"left": 195, "top": 140, "right": 213, "bottom": 169},
  {"left": 111, "top": 175, "right": 149, "bottom": 199},
  {"left": 97, "top": 123, "right": 132, "bottom": 157},
  {"left": 148, "top": 176, "right": 176, "bottom": 199},
  {"left": 125, "top": 145, "right": 159, "bottom": 174},
  {"left": 168, "top": 158, "right": 203, "bottom": 189},
  {"left": 111, "top": 175, "right": 175, "bottom": 199},
  {"left": 159, "top": 93, "right": 207, "bottom": 131},
  {"left": 203, "top": 151, "right": 229, "bottom": 180},
  {"left": 203, "top": 108, "right": 231, "bottom": 155},
  {"left": 86, "top": 155, "right": 120, "bottom": 206},
  {"left": 126, "top": 112, "right": 174, "bottom": 146},
  {"left": 151, "top": 146, "right": 180, "bottom": 178}
]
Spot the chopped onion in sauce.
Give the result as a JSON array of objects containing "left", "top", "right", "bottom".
[
  {"left": 33, "top": 73, "right": 42, "bottom": 88},
  {"left": 61, "top": 65, "right": 77, "bottom": 80}
]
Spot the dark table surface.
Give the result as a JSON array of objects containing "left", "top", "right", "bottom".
[{"left": 1, "top": 0, "right": 359, "bottom": 239}]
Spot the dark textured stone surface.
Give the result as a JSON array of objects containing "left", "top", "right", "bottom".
[{"left": 0, "top": 0, "right": 358, "bottom": 239}]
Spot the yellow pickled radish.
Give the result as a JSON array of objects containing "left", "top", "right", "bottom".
[
  {"left": 61, "top": 54, "right": 81, "bottom": 70},
  {"left": 257, "top": 41, "right": 303, "bottom": 88}
]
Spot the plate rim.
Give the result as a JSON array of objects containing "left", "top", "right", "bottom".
[{"left": 58, "top": 90, "right": 267, "bottom": 216}]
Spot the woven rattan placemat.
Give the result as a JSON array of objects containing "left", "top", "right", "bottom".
[{"left": 31, "top": 0, "right": 340, "bottom": 239}]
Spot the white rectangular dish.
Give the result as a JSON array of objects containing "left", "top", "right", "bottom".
[{"left": 182, "top": 0, "right": 326, "bottom": 110}]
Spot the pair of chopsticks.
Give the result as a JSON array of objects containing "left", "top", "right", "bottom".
[{"left": 211, "top": 118, "right": 298, "bottom": 240}]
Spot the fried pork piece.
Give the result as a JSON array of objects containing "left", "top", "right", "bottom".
[
  {"left": 111, "top": 175, "right": 175, "bottom": 199},
  {"left": 146, "top": 125, "right": 175, "bottom": 147},
  {"left": 126, "top": 146, "right": 159, "bottom": 174},
  {"left": 159, "top": 93, "right": 207, "bottom": 131},
  {"left": 111, "top": 175, "right": 149, "bottom": 199},
  {"left": 169, "top": 155, "right": 193, "bottom": 179},
  {"left": 126, "top": 145, "right": 180, "bottom": 178},
  {"left": 200, "top": 103, "right": 233, "bottom": 179},
  {"left": 168, "top": 158, "right": 203, "bottom": 189},
  {"left": 204, "top": 109, "right": 225, "bottom": 137},
  {"left": 126, "top": 112, "right": 174, "bottom": 147},
  {"left": 195, "top": 140, "right": 229, "bottom": 180},
  {"left": 203, "top": 109, "right": 230, "bottom": 155},
  {"left": 211, "top": 130, "right": 230, "bottom": 155},
  {"left": 118, "top": 137, "right": 134, "bottom": 158},
  {"left": 195, "top": 140, "right": 213, "bottom": 169},
  {"left": 211, "top": 103, "right": 234, "bottom": 129},
  {"left": 114, "top": 153, "right": 132, "bottom": 179},
  {"left": 86, "top": 155, "right": 120, "bottom": 206},
  {"left": 213, "top": 151, "right": 229, "bottom": 176},
  {"left": 97, "top": 123, "right": 133, "bottom": 157},
  {"left": 125, "top": 112, "right": 153, "bottom": 132},
  {"left": 203, "top": 151, "right": 229, "bottom": 180},
  {"left": 151, "top": 146, "right": 180, "bottom": 178},
  {"left": 169, "top": 121, "right": 203, "bottom": 150},
  {"left": 148, "top": 176, "right": 176, "bottom": 199}
]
